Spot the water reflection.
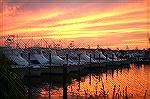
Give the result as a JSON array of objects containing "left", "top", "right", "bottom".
[{"left": 33, "top": 64, "right": 150, "bottom": 99}]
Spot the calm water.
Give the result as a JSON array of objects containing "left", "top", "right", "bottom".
[{"left": 30, "top": 64, "right": 150, "bottom": 99}]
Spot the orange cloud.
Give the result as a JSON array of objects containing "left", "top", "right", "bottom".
[{"left": 1, "top": 1, "right": 149, "bottom": 49}]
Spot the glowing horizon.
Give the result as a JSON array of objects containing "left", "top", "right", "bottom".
[{"left": 0, "top": 0, "right": 149, "bottom": 49}]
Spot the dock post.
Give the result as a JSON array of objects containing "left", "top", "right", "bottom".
[
  {"left": 63, "top": 54, "right": 69, "bottom": 99},
  {"left": 105, "top": 54, "right": 108, "bottom": 69},
  {"left": 111, "top": 68, "right": 114, "bottom": 78},
  {"left": 89, "top": 72, "right": 92, "bottom": 85},
  {"left": 112, "top": 54, "right": 114, "bottom": 64},
  {"left": 28, "top": 53, "right": 31, "bottom": 99},
  {"left": 93, "top": 52, "right": 95, "bottom": 59},
  {"left": 63, "top": 63, "right": 67, "bottom": 99},
  {"left": 78, "top": 54, "right": 81, "bottom": 66},
  {"left": 106, "top": 54, "right": 108, "bottom": 62},
  {"left": 144, "top": 90, "right": 147, "bottom": 99},
  {"left": 48, "top": 53, "right": 52, "bottom": 99},
  {"left": 78, "top": 54, "right": 81, "bottom": 91},
  {"left": 90, "top": 54, "right": 92, "bottom": 64},
  {"left": 89, "top": 54, "right": 92, "bottom": 70},
  {"left": 66, "top": 54, "right": 68, "bottom": 65},
  {"left": 105, "top": 69, "right": 108, "bottom": 80},
  {"left": 98, "top": 54, "right": 101, "bottom": 81},
  {"left": 89, "top": 54, "right": 92, "bottom": 85},
  {"left": 99, "top": 54, "right": 101, "bottom": 66}
]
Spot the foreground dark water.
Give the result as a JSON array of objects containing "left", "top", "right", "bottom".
[{"left": 27, "top": 64, "right": 150, "bottom": 99}]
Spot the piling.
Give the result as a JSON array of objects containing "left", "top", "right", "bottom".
[
  {"left": 112, "top": 85, "right": 116, "bottom": 99},
  {"left": 28, "top": 53, "right": 31, "bottom": 99},
  {"left": 63, "top": 63, "right": 67, "bottom": 99},
  {"left": 66, "top": 54, "right": 69, "bottom": 65},
  {"left": 89, "top": 73, "right": 92, "bottom": 85},
  {"left": 78, "top": 54, "right": 81, "bottom": 66},
  {"left": 90, "top": 54, "right": 92, "bottom": 64},
  {"left": 106, "top": 54, "right": 108, "bottom": 62},
  {"left": 144, "top": 90, "right": 147, "bottom": 99},
  {"left": 78, "top": 54, "right": 81, "bottom": 90},
  {"left": 105, "top": 69, "right": 108, "bottom": 80},
  {"left": 93, "top": 53, "right": 95, "bottom": 59},
  {"left": 98, "top": 54, "right": 102, "bottom": 82},
  {"left": 125, "top": 86, "right": 128, "bottom": 99},
  {"left": 99, "top": 54, "right": 101, "bottom": 66},
  {"left": 95, "top": 82, "right": 98, "bottom": 96},
  {"left": 89, "top": 54, "right": 92, "bottom": 85},
  {"left": 105, "top": 54, "right": 108, "bottom": 69},
  {"left": 111, "top": 68, "right": 114, "bottom": 78},
  {"left": 48, "top": 53, "right": 52, "bottom": 99},
  {"left": 105, "top": 54, "right": 108, "bottom": 72},
  {"left": 112, "top": 54, "right": 114, "bottom": 65}
]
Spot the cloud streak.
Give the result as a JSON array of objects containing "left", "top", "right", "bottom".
[{"left": 1, "top": 0, "right": 149, "bottom": 49}]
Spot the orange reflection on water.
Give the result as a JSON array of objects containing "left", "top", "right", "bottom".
[
  {"left": 38, "top": 87, "right": 63, "bottom": 99},
  {"left": 40, "top": 89, "right": 49, "bottom": 98},
  {"left": 37, "top": 64, "right": 150, "bottom": 99}
]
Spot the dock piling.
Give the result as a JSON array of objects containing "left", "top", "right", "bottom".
[
  {"left": 63, "top": 64, "right": 67, "bottom": 99},
  {"left": 28, "top": 53, "right": 31, "bottom": 99},
  {"left": 78, "top": 54, "right": 81, "bottom": 65},
  {"left": 112, "top": 54, "right": 114, "bottom": 64},
  {"left": 66, "top": 54, "right": 69, "bottom": 65},
  {"left": 90, "top": 54, "right": 92, "bottom": 64},
  {"left": 48, "top": 53, "right": 52, "bottom": 99}
]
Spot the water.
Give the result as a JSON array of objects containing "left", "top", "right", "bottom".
[{"left": 29, "top": 64, "right": 150, "bottom": 99}]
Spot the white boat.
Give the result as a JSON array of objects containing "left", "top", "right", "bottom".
[
  {"left": 2, "top": 46, "right": 29, "bottom": 66},
  {"left": 30, "top": 53, "right": 49, "bottom": 65},
  {"left": 1, "top": 47, "right": 43, "bottom": 77},
  {"left": 43, "top": 49, "right": 65, "bottom": 66},
  {"left": 89, "top": 50, "right": 111, "bottom": 63},
  {"left": 68, "top": 52, "right": 87, "bottom": 65},
  {"left": 41, "top": 49, "right": 80, "bottom": 73},
  {"left": 80, "top": 53, "right": 98, "bottom": 64},
  {"left": 104, "top": 51, "right": 119, "bottom": 62}
]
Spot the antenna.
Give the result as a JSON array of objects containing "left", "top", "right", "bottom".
[
  {"left": 4, "top": 35, "right": 15, "bottom": 47},
  {"left": 126, "top": 45, "right": 129, "bottom": 50},
  {"left": 87, "top": 45, "right": 90, "bottom": 49},
  {"left": 97, "top": 45, "right": 101, "bottom": 49},
  {"left": 68, "top": 40, "right": 74, "bottom": 49}
]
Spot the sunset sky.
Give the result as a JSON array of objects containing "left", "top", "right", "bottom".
[{"left": 0, "top": 0, "right": 149, "bottom": 49}]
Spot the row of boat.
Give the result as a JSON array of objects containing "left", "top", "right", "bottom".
[{"left": 0, "top": 46, "right": 148, "bottom": 78}]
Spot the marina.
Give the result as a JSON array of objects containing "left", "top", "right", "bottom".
[
  {"left": 0, "top": 35, "right": 150, "bottom": 99},
  {"left": 1, "top": 46, "right": 149, "bottom": 77},
  {"left": 0, "top": 0, "right": 149, "bottom": 99}
]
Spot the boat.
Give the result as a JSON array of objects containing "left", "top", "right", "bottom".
[{"left": 1, "top": 47, "right": 43, "bottom": 77}]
